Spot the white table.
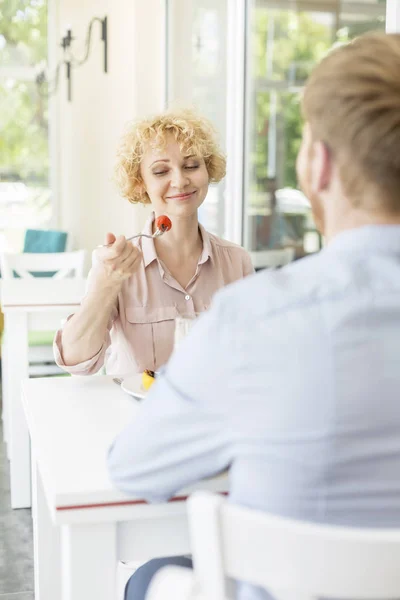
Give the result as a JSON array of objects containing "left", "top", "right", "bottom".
[
  {"left": 22, "top": 375, "right": 228, "bottom": 600},
  {"left": 1, "top": 278, "right": 86, "bottom": 508}
]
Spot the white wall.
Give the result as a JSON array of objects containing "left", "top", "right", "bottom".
[
  {"left": 55, "top": 0, "right": 165, "bottom": 256},
  {"left": 386, "top": 0, "right": 400, "bottom": 32}
]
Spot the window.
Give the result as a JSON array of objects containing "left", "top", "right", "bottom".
[
  {"left": 167, "top": 0, "right": 388, "bottom": 259},
  {"left": 0, "top": 0, "right": 51, "bottom": 242},
  {"left": 244, "top": 0, "right": 386, "bottom": 258}
]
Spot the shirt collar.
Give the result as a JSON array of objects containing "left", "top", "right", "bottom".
[
  {"left": 141, "top": 212, "right": 158, "bottom": 268},
  {"left": 326, "top": 225, "right": 400, "bottom": 256},
  {"left": 198, "top": 222, "right": 212, "bottom": 265},
  {"left": 141, "top": 212, "right": 213, "bottom": 268}
]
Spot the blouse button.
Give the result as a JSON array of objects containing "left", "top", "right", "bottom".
[{"left": 185, "top": 294, "right": 191, "bottom": 301}]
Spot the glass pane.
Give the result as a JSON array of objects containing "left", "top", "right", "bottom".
[
  {"left": 167, "top": 0, "right": 227, "bottom": 236},
  {"left": 0, "top": 0, "right": 48, "bottom": 67},
  {"left": 245, "top": 0, "right": 386, "bottom": 262},
  {"left": 0, "top": 0, "right": 50, "bottom": 238}
]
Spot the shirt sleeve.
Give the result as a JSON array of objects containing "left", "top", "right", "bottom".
[
  {"left": 107, "top": 294, "right": 233, "bottom": 502},
  {"left": 243, "top": 250, "right": 255, "bottom": 276},
  {"left": 53, "top": 312, "right": 114, "bottom": 375}
]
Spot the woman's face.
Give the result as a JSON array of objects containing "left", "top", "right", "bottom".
[{"left": 140, "top": 133, "right": 209, "bottom": 218}]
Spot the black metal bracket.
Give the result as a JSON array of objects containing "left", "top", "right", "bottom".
[
  {"left": 66, "top": 60, "right": 72, "bottom": 102},
  {"left": 46, "top": 16, "right": 108, "bottom": 101},
  {"left": 101, "top": 16, "right": 108, "bottom": 73},
  {"left": 61, "top": 29, "right": 73, "bottom": 51}
]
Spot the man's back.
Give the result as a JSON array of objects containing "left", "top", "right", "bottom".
[
  {"left": 226, "top": 225, "right": 400, "bottom": 528},
  {"left": 108, "top": 225, "right": 400, "bottom": 600},
  {"left": 109, "top": 225, "right": 400, "bottom": 525}
]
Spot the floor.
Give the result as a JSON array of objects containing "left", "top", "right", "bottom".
[{"left": 0, "top": 388, "right": 34, "bottom": 599}]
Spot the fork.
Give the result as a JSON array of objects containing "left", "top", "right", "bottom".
[{"left": 99, "top": 229, "right": 165, "bottom": 248}]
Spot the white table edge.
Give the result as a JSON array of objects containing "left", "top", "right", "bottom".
[{"left": 21, "top": 377, "right": 229, "bottom": 521}]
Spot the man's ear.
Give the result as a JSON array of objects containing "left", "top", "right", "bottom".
[{"left": 311, "top": 141, "right": 332, "bottom": 194}]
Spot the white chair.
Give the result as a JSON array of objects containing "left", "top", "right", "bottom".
[
  {"left": 0, "top": 250, "right": 86, "bottom": 457},
  {"left": 0, "top": 250, "right": 85, "bottom": 376},
  {"left": 250, "top": 247, "right": 295, "bottom": 270},
  {"left": 0, "top": 249, "right": 85, "bottom": 279},
  {"left": 147, "top": 491, "right": 400, "bottom": 600}
]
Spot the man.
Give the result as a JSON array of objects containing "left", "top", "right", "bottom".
[{"left": 108, "top": 32, "right": 400, "bottom": 600}]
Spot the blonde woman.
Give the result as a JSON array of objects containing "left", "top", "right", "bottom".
[{"left": 54, "top": 110, "right": 254, "bottom": 376}]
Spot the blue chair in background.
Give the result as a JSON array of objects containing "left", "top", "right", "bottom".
[
  {"left": 22, "top": 229, "right": 72, "bottom": 375},
  {"left": 0, "top": 229, "right": 71, "bottom": 377},
  {"left": 23, "top": 229, "right": 68, "bottom": 253},
  {"left": 23, "top": 229, "right": 68, "bottom": 278}
]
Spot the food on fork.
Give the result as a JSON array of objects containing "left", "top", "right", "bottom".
[
  {"left": 142, "top": 369, "right": 156, "bottom": 391},
  {"left": 155, "top": 215, "right": 172, "bottom": 233}
]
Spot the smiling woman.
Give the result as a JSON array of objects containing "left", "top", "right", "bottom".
[
  {"left": 115, "top": 109, "right": 226, "bottom": 205},
  {"left": 54, "top": 109, "right": 254, "bottom": 377}
]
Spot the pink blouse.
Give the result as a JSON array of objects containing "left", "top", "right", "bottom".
[{"left": 54, "top": 213, "right": 254, "bottom": 377}]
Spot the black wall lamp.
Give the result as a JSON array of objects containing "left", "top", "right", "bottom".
[{"left": 36, "top": 16, "right": 108, "bottom": 102}]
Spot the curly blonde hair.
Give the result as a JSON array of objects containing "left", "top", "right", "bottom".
[{"left": 114, "top": 109, "right": 226, "bottom": 204}]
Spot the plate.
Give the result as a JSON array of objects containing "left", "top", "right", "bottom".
[{"left": 120, "top": 373, "right": 158, "bottom": 399}]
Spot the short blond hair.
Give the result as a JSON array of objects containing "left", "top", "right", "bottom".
[
  {"left": 302, "top": 32, "right": 400, "bottom": 212},
  {"left": 114, "top": 109, "right": 226, "bottom": 205}
]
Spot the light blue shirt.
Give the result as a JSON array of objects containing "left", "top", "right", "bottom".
[{"left": 108, "top": 225, "right": 400, "bottom": 599}]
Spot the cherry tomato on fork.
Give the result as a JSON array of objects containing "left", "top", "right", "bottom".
[{"left": 155, "top": 215, "right": 172, "bottom": 233}]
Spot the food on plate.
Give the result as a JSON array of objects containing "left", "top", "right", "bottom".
[
  {"left": 155, "top": 215, "right": 172, "bottom": 233},
  {"left": 142, "top": 369, "right": 156, "bottom": 390}
]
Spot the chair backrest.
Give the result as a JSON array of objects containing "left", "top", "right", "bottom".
[
  {"left": 0, "top": 250, "right": 86, "bottom": 280},
  {"left": 249, "top": 247, "right": 295, "bottom": 270},
  {"left": 188, "top": 492, "right": 400, "bottom": 600},
  {"left": 23, "top": 228, "right": 68, "bottom": 253}
]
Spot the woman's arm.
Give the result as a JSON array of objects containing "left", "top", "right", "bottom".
[
  {"left": 60, "top": 233, "right": 142, "bottom": 367},
  {"left": 60, "top": 281, "right": 120, "bottom": 366}
]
